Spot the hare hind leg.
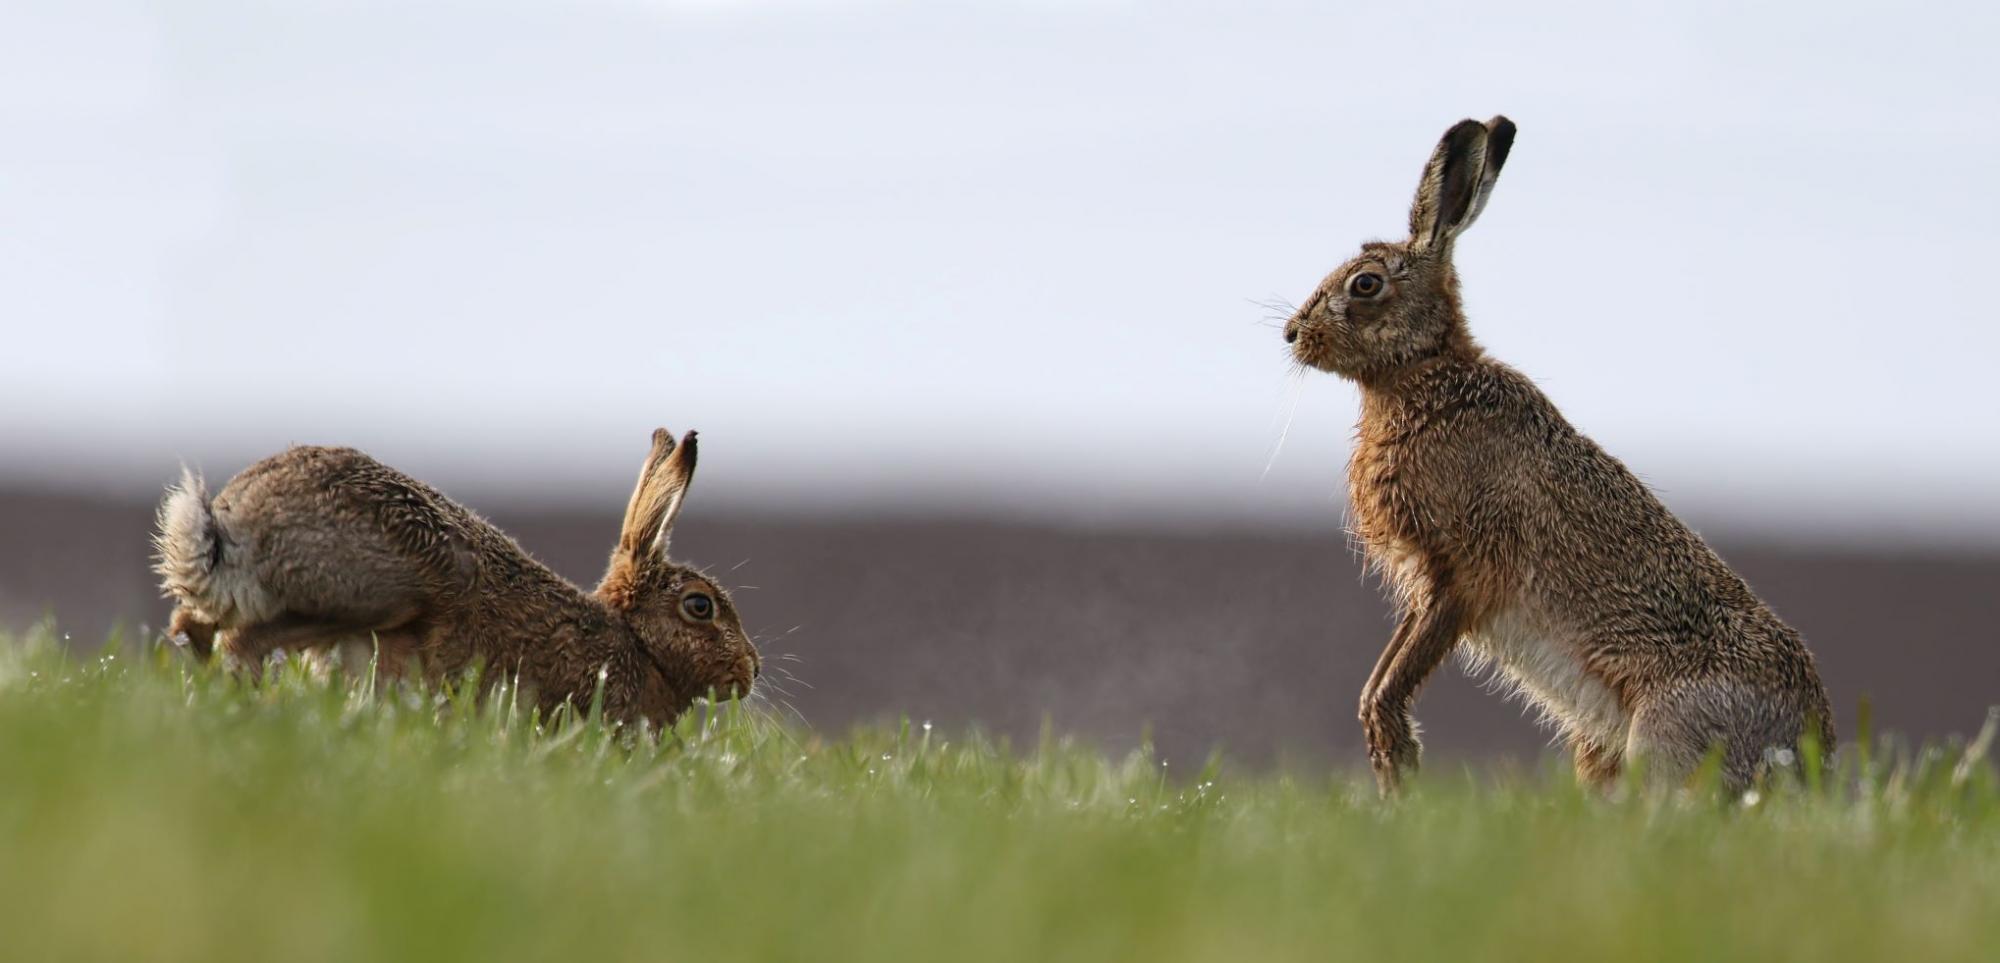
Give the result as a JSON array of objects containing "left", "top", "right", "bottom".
[
  {"left": 1626, "top": 681, "right": 1807, "bottom": 794},
  {"left": 216, "top": 606, "right": 421, "bottom": 678},
  {"left": 1570, "top": 734, "right": 1625, "bottom": 790},
  {"left": 166, "top": 605, "right": 218, "bottom": 658},
  {"left": 328, "top": 625, "right": 425, "bottom": 681}
]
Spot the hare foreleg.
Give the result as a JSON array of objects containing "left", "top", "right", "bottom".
[{"left": 1359, "top": 590, "right": 1465, "bottom": 796}]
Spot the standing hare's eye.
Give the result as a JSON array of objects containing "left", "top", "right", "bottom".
[
  {"left": 680, "top": 592, "right": 715, "bottom": 622},
  {"left": 1348, "top": 272, "right": 1385, "bottom": 298}
]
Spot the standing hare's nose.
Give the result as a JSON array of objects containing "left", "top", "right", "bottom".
[{"left": 1284, "top": 324, "right": 1300, "bottom": 344}]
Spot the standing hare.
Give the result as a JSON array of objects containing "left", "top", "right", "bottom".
[
  {"left": 153, "top": 429, "right": 759, "bottom": 728},
  {"left": 1283, "top": 116, "right": 1832, "bottom": 793}
]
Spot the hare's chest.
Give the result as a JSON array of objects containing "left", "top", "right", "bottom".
[{"left": 1349, "top": 437, "right": 1433, "bottom": 588}]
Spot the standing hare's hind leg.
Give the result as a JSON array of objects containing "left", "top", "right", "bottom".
[
  {"left": 1627, "top": 681, "right": 1815, "bottom": 795},
  {"left": 1570, "top": 735, "right": 1624, "bottom": 791}
]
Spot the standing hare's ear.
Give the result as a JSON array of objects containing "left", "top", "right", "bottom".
[
  {"left": 1408, "top": 115, "right": 1516, "bottom": 254},
  {"left": 617, "top": 428, "right": 698, "bottom": 561}
]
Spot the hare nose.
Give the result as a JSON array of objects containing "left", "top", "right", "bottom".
[{"left": 1284, "top": 325, "right": 1299, "bottom": 344}]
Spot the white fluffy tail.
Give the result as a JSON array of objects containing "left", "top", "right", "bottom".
[{"left": 153, "top": 467, "right": 221, "bottom": 610}]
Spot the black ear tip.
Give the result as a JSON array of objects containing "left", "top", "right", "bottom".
[
  {"left": 1484, "top": 116, "right": 1517, "bottom": 168},
  {"left": 1443, "top": 118, "right": 1486, "bottom": 146}
]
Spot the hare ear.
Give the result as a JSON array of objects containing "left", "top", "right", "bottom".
[
  {"left": 1407, "top": 116, "right": 1514, "bottom": 253},
  {"left": 617, "top": 428, "right": 698, "bottom": 560},
  {"left": 1460, "top": 116, "right": 1516, "bottom": 234}
]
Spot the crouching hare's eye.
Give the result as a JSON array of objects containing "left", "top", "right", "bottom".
[
  {"left": 680, "top": 591, "right": 715, "bottom": 622},
  {"left": 1347, "top": 272, "right": 1385, "bottom": 298}
]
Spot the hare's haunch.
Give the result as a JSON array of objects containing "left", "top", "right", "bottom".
[
  {"left": 1283, "top": 117, "right": 1832, "bottom": 794},
  {"left": 153, "top": 429, "right": 758, "bottom": 728}
]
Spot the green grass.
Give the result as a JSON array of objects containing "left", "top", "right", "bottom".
[{"left": 1, "top": 628, "right": 1995, "bottom": 963}]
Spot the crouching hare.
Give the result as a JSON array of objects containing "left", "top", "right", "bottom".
[
  {"left": 1283, "top": 116, "right": 1832, "bottom": 794},
  {"left": 153, "top": 429, "right": 759, "bottom": 728}
]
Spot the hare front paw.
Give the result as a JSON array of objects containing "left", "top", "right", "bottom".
[{"left": 1362, "top": 704, "right": 1422, "bottom": 795}]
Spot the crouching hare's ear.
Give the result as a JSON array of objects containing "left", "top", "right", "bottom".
[
  {"left": 1408, "top": 115, "right": 1516, "bottom": 255},
  {"left": 616, "top": 427, "right": 698, "bottom": 565},
  {"left": 599, "top": 428, "right": 759, "bottom": 708}
]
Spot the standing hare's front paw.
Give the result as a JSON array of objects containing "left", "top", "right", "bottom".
[{"left": 1362, "top": 703, "right": 1422, "bottom": 796}]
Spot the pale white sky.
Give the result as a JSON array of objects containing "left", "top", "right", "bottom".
[{"left": 3, "top": 1, "right": 1997, "bottom": 541}]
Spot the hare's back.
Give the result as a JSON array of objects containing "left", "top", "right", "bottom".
[{"left": 209, "top": 446, "right": 482, "bottom": 624}]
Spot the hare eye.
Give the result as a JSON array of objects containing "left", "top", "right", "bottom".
[
  {"left": 680, "top": 592, "right": 715, "bottom": 622},
  {"left": 1348, "top": 272, "right": 1384, "bottom": 298}
]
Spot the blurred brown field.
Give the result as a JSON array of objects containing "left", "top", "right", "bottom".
[{"left": 4, "top": 486, "right": 1994, "bottom": 769}]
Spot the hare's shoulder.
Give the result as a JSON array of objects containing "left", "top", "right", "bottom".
[
  {"left": 1353, "top": 359, "right": 1566, "bottom": 501},
  {"left": 1349, "top": 359, "right": 1577, "bottom": 589}
]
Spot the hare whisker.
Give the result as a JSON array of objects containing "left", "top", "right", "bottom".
[
  {"left": 1261, "top": 367, "right": 1309, "bottom": 481},
  {"left": 780, "top": 699, "right": 807, "bottom": 728}
]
